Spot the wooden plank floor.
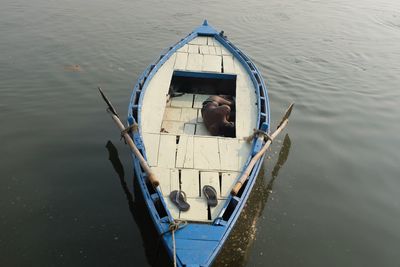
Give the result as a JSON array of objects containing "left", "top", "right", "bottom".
[{"left": 140, "top": 35, "right": 260, "bottom": 222}]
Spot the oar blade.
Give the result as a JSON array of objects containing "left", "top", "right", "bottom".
[
  {"left": 277, "top": 103, "right": 294, "bottom": 129},
  {"left": 98, "top": 87, "right": 119, "bottom": 117}
]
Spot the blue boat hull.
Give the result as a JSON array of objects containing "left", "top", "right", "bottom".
[{"left": 127, "top": 21, "right": 270, "bottom": 266}]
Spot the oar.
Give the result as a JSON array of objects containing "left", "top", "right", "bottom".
[
  {"left": 231, "top": 103, "right": 294, "bottom": 196},
  {"left": 98, "top": 87, "right": 159, "bottom": 187}
]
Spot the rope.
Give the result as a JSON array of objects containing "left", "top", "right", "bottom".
[
  {"left": 121, "top": 123, "right": 138, "bottom": 136},
  {"left": 244, "top": 128, "right": 273, "bottom": 143},
  {"left": 162, "top": 220, "right": 187, "bottom": 267}
]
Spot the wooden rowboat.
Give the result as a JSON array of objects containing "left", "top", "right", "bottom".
[{"left": 123, "top": 21, "right": 278, "bottom": 266}]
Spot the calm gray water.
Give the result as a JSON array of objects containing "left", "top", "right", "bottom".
[{"left": 1, "top": 0, "right": 400, "bottom": 266}]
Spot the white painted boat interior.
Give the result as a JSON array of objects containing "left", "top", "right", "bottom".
[{"left": 140, "top": 36, "right": 258, "bottom": 222}]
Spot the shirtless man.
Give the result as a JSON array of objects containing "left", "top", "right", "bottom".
[{"left": 201, "top": 95, "right": 235, "bottom": 137}]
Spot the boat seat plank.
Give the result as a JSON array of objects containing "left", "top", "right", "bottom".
[
  {"left": 189, "top": 36, "right": 208, "bottom": 45},
  {"left": 194, "top": 137, "right": 220, "bottom": 170},
  {"left": 221, "top": 45, "right": 231, "bottom": 56},
  {"left": 193, "top": 94, "right": 209, "bottom": 108},
  {"left": 180, "top": 169, "right": 200, "bottom": 197},
  {"left": 207, "top": 37, "right": 215, "bottom": 46},
  {"left": 174, "top": 52, "right": 188, "bottom": 70},
  {"left": 170, "top": 94, "right": 194, "bottom": 108},
  {"left": 235, "top": 102, "right": 257, "bottom": 139},
  {"left": 141, "top": 54, "right": 177, "bottom": 134},
  {"left": 157, "top": 134, "right": 177, "bottom": 168},
  {"left": 163, "top": 107, "right": 182, "bottom": 121},
  {"left": 222, "top": 55, "right": 235, "bottom": 73},
  {"left": 188, "top": 44, "right": 200, "bottom": 54},
  {"left": 194, "top": 122, "right": 210, "bottom": 136},
  {"left": 199, "top": 45, "right": 210, "bottom": 55},
  {"left": 176, "top": 135, "right": 194, "bottom": 168},
  {"left": 220, "top": 172, "right": 239, "bottom": 198},
  {"left": 200, "top": 171, "right": 220, "bottom": 198},
  {"left": 177, "top": 44, "right": 188, "bottom": 53},
  {"left": 151, "top": 167, "right": 170, "bottom": 195},
  {"left": 179, "top": 198, "right": 208, "bottom": 221},
  {"left": 186, "top": 54, "right": 203, "bottom": 71},
  {"left": 234, "top": 59, "right": 258, "bottom": 138},
  {"left": 176, "top": 135, "right": 188, "bottom": 168},
  {"left": 184, "top": 123, "right": 196, "bottom": 135},
  {"left": 219, "top": 138, "right": 239, "bottom": 171},
  {"left": 142, "top": 133, "right": 160, "bottom": 166},
  {"left": 170, "top": 169, "right": 180, "bottom": 191},
  {"left": 161, "top": 120, "right": 184, "bottom": 134},
  {"left": 208, "top": 46, "right": 217, "bottom": 55},
  {"left": 238, "top": 140, "right": 252, "bottom": 169},
  {"left": 180, "top": 108, "right": 198, "bottom": 123},
  {"left": 214, "top": 46, "right": 222, "bottom": 55},
  {"left": 202, "top": 55, "right": 222, "bottom": 73}
]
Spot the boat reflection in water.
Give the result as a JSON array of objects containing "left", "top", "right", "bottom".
[
  {"left": 105, "top": 141, "right": 171, "bottom": 266},
  {"left": 105, "top": 133, "right": 291, "bottom": 266},
  {"left": 214, "top": 134, "right": 291, "bottom": 267}
]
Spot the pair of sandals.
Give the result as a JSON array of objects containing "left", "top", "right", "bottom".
[{"left": 170, "top": 185, "right": 218, "bottom": 212}]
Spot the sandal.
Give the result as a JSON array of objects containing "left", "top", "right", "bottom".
[
  {"left": 169, "top": 190, "right": 190, "bottom": 211},
  {"left": 202, "top": 185, "right": 218, "bottom": 207}
]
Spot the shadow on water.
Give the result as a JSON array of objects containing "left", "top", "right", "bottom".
[
  {"left": 105, "top": 135, "right": 291, "bottom": 267},
  {"left": 214, "top": 134, "right": 291, "bottom": 267},
  {"left": 105, "top": 141, "right": 171, "bottom": 267}
]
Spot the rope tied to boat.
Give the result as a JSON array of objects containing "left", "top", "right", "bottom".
[
  {"left": 162, "top": 220, "right": 187, "bottom": 267},
  {"left": 245, "top": 128, "right": 273, "bottom": 143},
  {"left": 120, "top": 123, "right": 138, "bottom": 136}
]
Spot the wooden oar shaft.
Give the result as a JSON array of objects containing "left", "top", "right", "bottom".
[
  {"left": 231, "top": 119, "right": 289, "bottom": 196},
  {"left": 109, "top": 113, "right": 159, "bottom": 187}
]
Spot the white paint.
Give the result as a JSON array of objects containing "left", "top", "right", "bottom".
[
  {"left": 202, "top": 55, "right": 222, "bottom": 73},
  {"left": 186, "top": 54, "right": 203, "bottom": 71},
  {"left": 195, "top": 122, "right": 210, "bottom": 136},
  {"left": 194, "top": 136, "right": 220, "bottom": 170},
  {"left": 219, "top": 138, "right": 239, "bottom": 171},
  {"left": 188, "top": 44, "right": 199, "bottom": 54},
  {"left": 161, "top": 120, "right": 184, "bottom": 134},
  {"left": 152, "top": 167, "right": 170, "bottom": 196},
  {"left": 179, "top": 198, "right": 208, "bottom": 221},
  {"left": 222, "top": 55, "right": 235, "bottom": 73},
  {"left": 177, "top": 44, "right": 188, "bottom": 53},
  {"left": 180, "top": 169, "right": 200, "bottom": 197},
  {"left": 141, "top": 54, "right": 177, "bottom": 134},
  {"left": 183, "top": 123, "right": 196, "bottom": 135},
  {"left": 174, "top": 52, "right": 188, "bottom": 70},
  {"left": 157, "top": 134, "right": 177, "bottom": 168},
  {"left": 142, "top": 133, "right": 160, "bottom": 166},
  {"left": 199, "top": 45, "right": 210, "bottom": 55},
  {"left": 170, "top": 94, "right": 194, "bottom": 108},
  {"left": 220, "top": 172, "right": 239, "bottom": 198},
  {"left": 163, "top": 107, "right": 182, "bottom": 121},
  {"left": 180, "top": 108, "right": 198, "bottom": 123}
]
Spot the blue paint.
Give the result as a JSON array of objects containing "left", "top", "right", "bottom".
[
  {"left": 173, "top": 70, "right": 236, "bottom": 80},
  {"left": 127, "top": 21, "right": 270, "bottom": 267}
]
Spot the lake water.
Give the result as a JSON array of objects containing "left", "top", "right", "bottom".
[{"left": 1, "top": 0, "right": 400, "bottom": 266}]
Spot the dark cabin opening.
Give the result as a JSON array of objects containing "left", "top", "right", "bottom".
[
  {"left": 169, "top": 71, "right": 236, "bottom": 96},
  {"left": 167, "top": 71, "right": 237, "bottom": 138}
]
